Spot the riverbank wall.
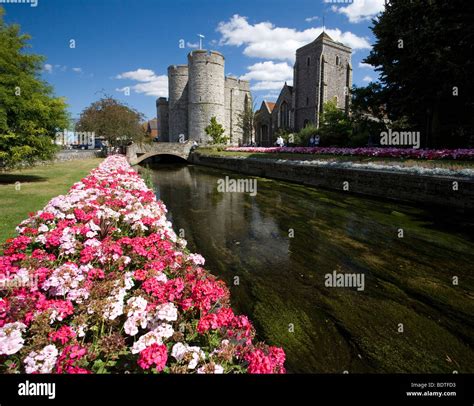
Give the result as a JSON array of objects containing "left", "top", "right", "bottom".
[
  {"left": 55, "top": 149, "right": 103, "bottom": 161},
  {"left": 189, "top": 153, "right": 474, "bottom": 210}
]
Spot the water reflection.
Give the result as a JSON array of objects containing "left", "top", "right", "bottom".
[{"left": 146, "top": 163, "right": 474, "bottom": 373}]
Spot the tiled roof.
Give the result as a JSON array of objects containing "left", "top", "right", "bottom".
[{"left": 265, "top": 102, "right": 276, "bottom": 112}]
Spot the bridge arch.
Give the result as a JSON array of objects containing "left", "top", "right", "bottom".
[{"left": 126, "top": 142, "right": 194, "bottom": 165}]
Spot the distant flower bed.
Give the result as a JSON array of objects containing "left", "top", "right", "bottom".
[
  {"left": 0, "top": 156, "right": 285, "bottom": 374},
  {"left": 225, "top": 147, "right": 474, "bottom": 160}
]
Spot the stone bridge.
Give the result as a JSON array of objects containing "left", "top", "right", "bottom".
[{"left": 126, "top": 142, "right": 194, "bottom": 165}]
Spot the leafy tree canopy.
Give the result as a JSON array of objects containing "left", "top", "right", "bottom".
[
  {"left": 76, "top": 96, "right": 146, "bottom": 147},
  {"left": 0, "top": 7, "right": 69, "bottom": 168},
  {"left": 364, "top": 0, "right": 474, "bottom": 147}
]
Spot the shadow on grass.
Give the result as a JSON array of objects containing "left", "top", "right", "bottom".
[{"left": 0, "top": 174, "right": 48, "bottom": 184}]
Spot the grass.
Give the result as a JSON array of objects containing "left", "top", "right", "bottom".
[
  {"left": 197, "top": 148, "right": 474, "bottom": 170},
  {"left": 0, "top": 158, "right": 102, "bottom": 244}
]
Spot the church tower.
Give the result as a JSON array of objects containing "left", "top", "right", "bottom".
[{"left": 294, "top": 32, "right": 352, "bottom": 130}]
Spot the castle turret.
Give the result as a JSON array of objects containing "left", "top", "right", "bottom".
[
  {"left": 187, "top": 50, "right": 225, "bottom": 143},
  {"left": 168, "top": 65, "right": 189, "bottom": 142}
]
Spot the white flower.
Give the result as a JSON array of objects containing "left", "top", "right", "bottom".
[
  {"left": 76, "top": 324, "right": 87, "bottom": 338},
  {"left": 171, "top": 342, "right": 205, "bottom": 369},
  {"left": 131, "top": 323, "right": 174, "bottom": 354},
  {"left": 171, "top": 342, "right": 188, "bottom": 361},
  {"left": 24, "top": 345, "right": 59, "bottom": 374},
  {"left": 38, "top": 224, "right": 49, "bottom": 233},
  {"left": 127, "top": 296, "right": 148, "bottom": 317},
  {"left": 197, "top": 364, "right": 224, "bottom": 374},
  {"left": 188, "top": 253, "right": 205, "bottom": 265},
  {"left": 155, "top": 303, "right": 178, "bottom": 322},
  {"left": 0, "top": 322, "right": 27, "bottom": 355}
]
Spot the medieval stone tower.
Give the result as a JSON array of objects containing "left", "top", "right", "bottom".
[
  {"left": 255, "top": 32, "right": 352, "bottom": 146},
  {"left": 157, "top": 50, "right": 251, "bottom": 145},
  {"left": 294, "top": 32, "right": 352, "bottom": 129}
]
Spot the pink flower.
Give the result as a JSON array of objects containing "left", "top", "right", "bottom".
[
  {"left": 49, "top": 326, "right": 76, "bottom": 345},
  {"left": 137, "top": 343, "right": 168, "bottom": 371},
  {"left": 245, "top": 346, "right": 286, "bottom": 374}
]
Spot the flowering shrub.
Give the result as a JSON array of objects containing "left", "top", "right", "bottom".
[
  {"left": 225, "top": 146, "right": 474, "bottom": 160},
  {"left": 0, "top": 156, "right": 285, "bottom": 374}
]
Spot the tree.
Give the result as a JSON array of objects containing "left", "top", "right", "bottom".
[
  {"left": 0, "top": 7, "right": 69, "bottom": 168},
  {"left": 318, "top": 100, "right": 352, "bottom": 146},
  {"left": 349, "top": 83, "right": 388, "bottom": 146},
  {"left": 295, "top": 123, "right": 318, "bottom": 146},
  {"left": 76, "top": 96, "right": 146, "bottom": 147},
  {"left": 236, "top": 101, "right": 256, "bottom": 145},
  {"left": 205, "top": 116, "right": 228, "bottom": 144},
  {"left": 364, "top": 0, "right": 474, "bottom": 147}
]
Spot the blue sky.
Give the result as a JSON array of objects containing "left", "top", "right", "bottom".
[{"left": 2, "top": 0, "right": 384, "bottom": 121}]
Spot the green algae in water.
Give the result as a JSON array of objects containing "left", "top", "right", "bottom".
[{"left": 148, "top": 163, "right": 474, "bottom": 373}]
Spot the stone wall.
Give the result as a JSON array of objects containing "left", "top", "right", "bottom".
[
  {"left": 224, "top": 77, "right": 251, "bottom": 145},
  {"left": 168, "top": 65, "right": 189, "bottom": 142},
  {"left": 321, "top": 40, "right": 352, "bottom": 116},
  {"left": 156, "top": 97, "right": 169, "bottom": 142},
  {"left": 55, "top": 150, "right": 102, "bottom": 161},
  {"left": 189, "top": 153, "right": 474, "bottom": 210}
]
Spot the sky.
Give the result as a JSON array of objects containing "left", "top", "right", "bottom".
[{"left": 2, "top": 0, "right": 385, "bottom": 121}]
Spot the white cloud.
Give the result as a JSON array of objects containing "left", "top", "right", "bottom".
[
  {"left": 358, "top": 62, "right": 373, "bottom": 69},
  {"left": 251, "top": 80, "right": 292, "bottom": 91},
  {"left": 240, "top": 61, "right": 293, "bottom": 81},
  {"left": 216, "top": 15, "right": 371, "bottom": 62},
  {"left": 116, "top": 68, "right": 157, "bottom": 82},
  {"left": 305, "top": 16, "right": 319, "bottom": 23},
  {"left": 332, "top": 0, "right": 385, "bottom": 23},
  {"left": 261, "top": 92, "right": 280, "bottom": 100},
  {"left": 363, "top": 75, "right": 373, "bottom": 82},
  {"left": 240, "top": 61, "right": 293, "bottom": 93},
  {"left": 72, "top": 67, "right": 82, "bottom": 73},
  {"left": 116, "top": 68, "right": 168, "bottom": 97},
  {"left": 43, "top": 64, "right": 53, "bottom": 73}
]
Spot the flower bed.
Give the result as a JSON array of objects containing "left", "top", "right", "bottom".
[
  {"left": 0, "top": 156, "right": 285, "bottom": 374},
  {"left": 225, "top": 146, "right": 474, "bottom": 160}
]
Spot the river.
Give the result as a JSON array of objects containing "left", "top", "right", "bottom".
[{"left": 143, "top": 162, "right": 474, "bottom": 373}]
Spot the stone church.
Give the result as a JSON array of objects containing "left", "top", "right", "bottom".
[{"left": 255, "top": 32, "right": 352, "bottom": 146}]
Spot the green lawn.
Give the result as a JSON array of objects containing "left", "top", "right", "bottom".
[
  {"left": 0, "top": 158, "right": 102, "bottom": 244},
  {"left": 197, "top": 148, "right": 474, "bottom": 170}
]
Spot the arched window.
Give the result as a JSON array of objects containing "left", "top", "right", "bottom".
[
  {"left": 336, "top": 56, "right": 340, "bottom": 66},
  {"left": 307, "top": 56, "right": 311, "bottom": 67},
  {"left": 306, "top": 97, "right": 309, "bottom": 106}
]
